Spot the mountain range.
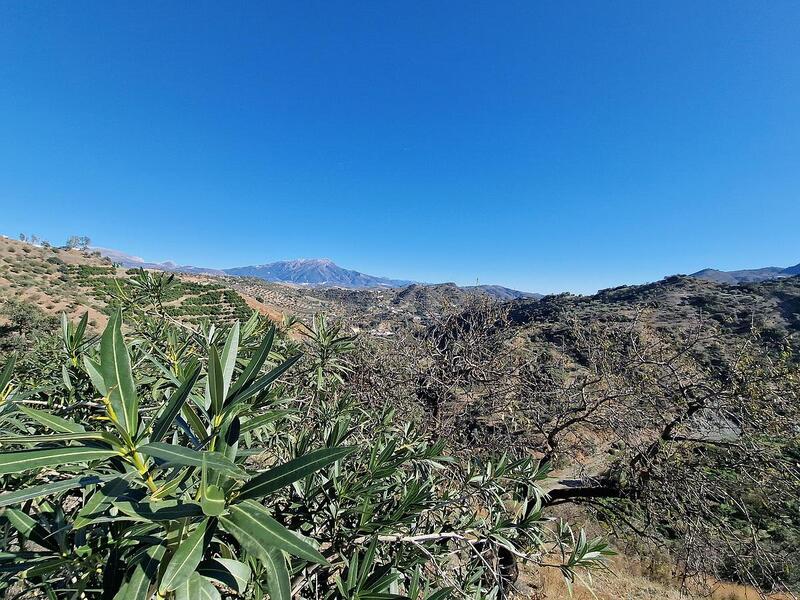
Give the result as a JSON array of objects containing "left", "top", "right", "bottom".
[
  {"left": 95, "top": 246, "right": 800, "bottom": 297},
  {"left": 224, "top": 259, "right": 414, "bottom": 288},
  {"left": 94, "top": 248, "right": 537, "bottom": 299},
  {"left": 690, "top": 263, "right": 800, "bottom": 285}
]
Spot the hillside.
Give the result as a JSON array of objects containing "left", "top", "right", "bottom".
[
  {"left": 5, "top": 239, "right": 534, "bottom": 335},
  {"left": 509, "top": 274, "right": 800, "bottom": 345},
  {"left": 691, "top": 262, "right": 800, "bottom": 284},
  {"left": 9, "top": 236, "right": 799, "bottom": 346},
  {"left": 0, "top": 237, "right": 270, "bottom": 329}
]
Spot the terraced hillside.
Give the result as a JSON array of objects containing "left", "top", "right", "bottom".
[{"left": 0, "top": 237, "right": 260, "bottom": 328}]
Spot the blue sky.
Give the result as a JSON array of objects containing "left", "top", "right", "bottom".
[{"left": 1, "top": 2, "right": 798, "bottom": 294}]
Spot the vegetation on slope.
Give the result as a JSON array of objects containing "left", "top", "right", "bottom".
[
  {"left": 1, "top": 238, "right": 798, "bottom": 598},
  {"left": 0, "top": 275, "right": 610, "bottom": 599}
]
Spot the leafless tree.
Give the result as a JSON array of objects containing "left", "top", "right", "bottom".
[{"left": 349, "top": 300, "right": 800, "bottom": 595}]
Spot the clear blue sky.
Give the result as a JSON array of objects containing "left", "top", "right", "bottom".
[{"left": 1, "top": 2, "right": 798, "bottom": 294}]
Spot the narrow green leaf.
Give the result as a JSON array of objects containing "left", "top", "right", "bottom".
[
  {"left": 0, "top": 354, "right": 16, "bottom": 391},
  {"left": 220, "top": 321, "right": 239, "bottom": 398},
  {"left": 139, "top": 442, "right": 244, "bottom": 478},
  {"left": 113, "top": 544, "right": 165, "bottom": 600},
  {"left": 83, "top": 355, "right": 108, "bottom": 397},
  {"left": 3, "top": 508, "right": 59, "bottom": 552},
  {"left": 21, "top": 557, "right": 72, "bottom": 578},
  {"left": 61, "top": 312, "right": 70, "bottom": 344},
  {"left": 220, "top": 500, "right": 327, "bottom": 565},
  {"left": 100, "top": 309, "right": 139, "bottom": 435},
  {"left": 229, "top": 352, "right": 301, "bottom": 405},
  {"left": 263, "top": 548, "right": 291, "bottom": 600},
  {"left": 229, "top": 326, "right": 274, "bottom": 398},
  {"left": 159, "top": 519, "right": 208, "bottom": 593},
  {"left": 0, "top": 446, "right": 118, "bottom": 475},
  {"left": 113, "top": 499, "right": 204, "bottom": 521},
  {"left": 61, "top": 364, "right": 73, "bottom": 391},
  {"left": 181, "top": 402, "right": 208, "bottom": 441},
  {"left": 238, "top": 446, "right": 355, "bottom": 501},
  {"left": 149, "top": 366, "right": 201, "bottom": 443},
  {"left": 74, "top": 477, "right": 131, "bottom": 529},
  {"left": 239, "top": 410, "right": 293, "bottom": 434},
  {"left": 75, "top": 312, "right": 89, "bottom": 344},
  {"left": 0, "top": 473, "right": 118, "bottom": 508},
  {"left": 0, "top": 432, "right": 117, "bottom": 445},
  {"left": 208, "top": 345, "right": 224, "bottom": 417},
  {"left": 17, "top": 405, "right": 85, "bottom": 434}
]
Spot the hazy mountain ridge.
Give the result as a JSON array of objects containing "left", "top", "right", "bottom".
[
  {"left": 690, "top": 263, "right": 800, "bottom": 284},
  {"left": 93, "top": 247, "right": 226, "bottom": 276},
  {"left": 94, "top": 248, "right": 535, "bottom": 297}
]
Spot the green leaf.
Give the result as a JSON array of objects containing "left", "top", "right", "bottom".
[
  {"left": 427, "top": 589, "right": 454, "bottom": 600},
  {"left": 159, "top": 519, "right": 208, "bottom": 593},
  {"left": 17, "top": 404, "right": 85, "bottom": 434},
  {"left": 61, "top": 312, "right": 70, "bottom": 344},
  {"left": 149, "top": 366, "right": 201, "bottom": 443},
  {"left": 2, "top": 508, "right": 59, "bottom": 552},
  {"left": 200, "top": 485, "right": 226, "bottom": 517},
  {"left": 113, "top": 499, "right": 205, "bottom": 521},
  {"left": 0, "top": 446, "right": 118, "bottom": 475},
  {"left": 220, "top": 500, "right": 327, "bottom": 565},
  {"left": 0, "top": 473, "right": 118, "bottom": 508},
  {"left": 208, "top": 345, "right": 224, "bottom": 417},
  {"left": 238, "top": 446, "right": 355, "bottom": 501},
  {"left": 83, "top": 355, "right": 108, "bottom": 397},
  {"left": 61, "top": 364, "right": 73, "bottom": 391},
  {"left": 239, "top": 410, "right": 293, "bottom": 434},
  {"left": 181, "top": 402, "right": 208, "bottom": 441},
  {"left": 0, "top": 354, "right": 16, "bottom": 392},
  {"left": 197, "top": 558, "right": 251, "bottom": 593},
  {"left": 75, "top": 311, "right": 89, "bottom": 344},
  {"left": 139, "top": 442, "right": 245, "bottom": 478},
  {"left": 114, "top": 544, "right": 165, "bottom": 600},
  {"left": 263, "top": 547, "right": 291, "bottom": 600},
  {"left": 220, "top": 321, "right": 239, "bottom": 398},
  {"left": 229, "top": 326, "right": 274, "bottom": 398},
  {"left": 0, "top": 432, "right": 117, "bottom": 445},
  {"left": 100, "top": 310, "right": 139, "bottom": 435},
  {"left": 22, "top": 557, "right": 72, "bottom": 578},
  {"left": 175, "top": 572, "right": 220, "bottom": 600},
  {"left": 74, "top": 477, "right": 131, "bottom": 529},
  {"left": 228, "top": 353, "right": 301, "bottom": 405}
]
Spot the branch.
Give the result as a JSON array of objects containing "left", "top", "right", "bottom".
[{"left": 543, "top": 484, "right": 621, "bottom": 506}]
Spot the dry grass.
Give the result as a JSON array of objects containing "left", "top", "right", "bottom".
[
  {"left": 514, "top": 553, "right": 795, "bottom": 600},
  {"left": 519, "top": 554, "right": 687, "bottom": 600}
]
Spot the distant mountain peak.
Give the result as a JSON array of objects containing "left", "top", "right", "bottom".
[{"left": 223, "top": 259, "right": 413, "bottom": 288}]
